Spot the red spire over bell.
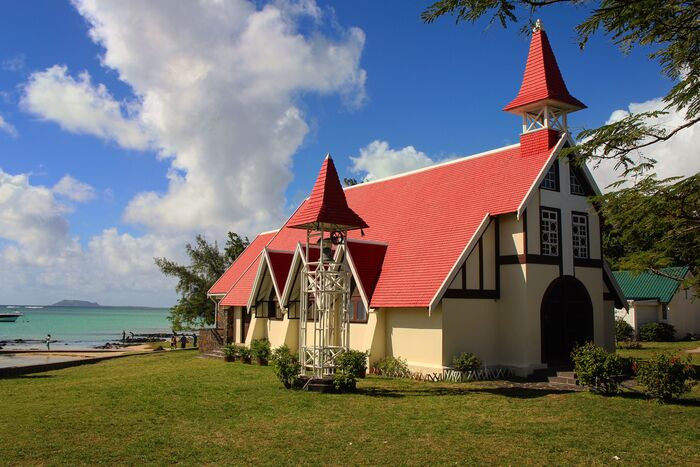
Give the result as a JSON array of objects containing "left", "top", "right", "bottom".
[
  {"left": 287, "top": 154, "right": 368, "bottom": 231},
  {"left": 504, "top": 20, "right": 586, "bottom": 114}
]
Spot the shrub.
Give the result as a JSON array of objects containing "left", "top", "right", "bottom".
[
  {"left": 635, "top": 353, "right": 694, "bottom": 402},
  {"left": 333, "top": 350, "right": 368, "bottom": 392},
  {"left": 615, "top": 318, "right": 634, "bottom": 341},
  {"left": 452, "top": 352, "right": 482, "bottom": 373},
  {"left": 617, "top": 340, "right": 643, "bottom": 350},
  {"left": 374, "top": 356, "right": 410, "bottom": 378},
  {"left": 270, "top": 345, "right": 301, "bottom": 389},
  {"left": 236, "top": 345, "right": 251, "bottom": 362},
  {"left": 251, "top": 338, "right": 271, "bottom": 362},
  {"left": 571, "top": 342, "right": 625, "bottom": 394},
  {"left": 222, "top": 343, "right": 237, "bottom": 361},
  {"left": 639, "top": 322, "right": 676, "bottom": 342}
]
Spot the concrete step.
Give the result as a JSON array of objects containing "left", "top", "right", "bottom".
[
  {"left": 547, "top": 371, "right": 579, "bottom": 386},
  {"left": 200, "top": 350, "right": 224, "bottom": 359}
]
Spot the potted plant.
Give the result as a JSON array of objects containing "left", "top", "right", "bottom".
[
  {"left": 251, "top": 338, "right": 271, "bottom": 366},
  {"left": 236, "top": 345, "right": 251, "bottom": 364},
  {"left": 222, "top": 343, "right": 237, "bottom": 362}
]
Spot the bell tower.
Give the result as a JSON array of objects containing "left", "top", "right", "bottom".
[
  {"left": 504, "top": 20, "right": 586, "bottom": 136},
  {"left": 287, "top": 154, "right": 368, "bottom": 381}
]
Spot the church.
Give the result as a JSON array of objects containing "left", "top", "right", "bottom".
[{"left": 201, "top": 22, "right": 626, "bottom": 377}]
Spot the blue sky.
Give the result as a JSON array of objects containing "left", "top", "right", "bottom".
[{"left": 0, "top": 1, "right": 691, "bottom": 306}]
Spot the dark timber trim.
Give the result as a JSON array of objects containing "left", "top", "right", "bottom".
[
  {"left": 478, "top": 238, "right": 484, "bottom": 290},
  {"left": 444, "top": 289, "right": 499, "bottom": 299},
  {"left": 574, "top": 258, "right": 602, "bottom": 268},
  {"left": 495, "top": 216, "right": 501, "bottom": 299},
  {"left": 523, "top": 208, "right": 528, "bottom": 256},
  {"left": 499, "top": 254, "right": 560, "bottom": 265},
  {"left": 461, "top": 262, "right": 466, "bottom": 290}
]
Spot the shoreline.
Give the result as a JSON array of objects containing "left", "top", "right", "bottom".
[{"left": 0, "top": 331, "right": 199, "bottom": 351}]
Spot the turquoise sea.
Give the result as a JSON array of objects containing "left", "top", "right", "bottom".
[{"left": 0, "top": 306, "right": 172, "bottom": 349}]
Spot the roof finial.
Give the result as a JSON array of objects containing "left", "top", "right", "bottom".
[{"left": 533, "top": 19, "right": 543, "bottom": 33}]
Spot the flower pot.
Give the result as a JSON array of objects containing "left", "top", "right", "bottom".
[
  {"left": 239, "top": 355, "right": 251, "bottom": 364},
  {"left": 256, "top": 358, "right": 268, "bottom": 366},
  {"left": 224, "top": 355, "right": 236, "bottom": 363}
]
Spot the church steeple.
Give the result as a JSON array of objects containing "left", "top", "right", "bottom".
[{"left": 504, "top": 20, "right": 585, "bottom": 135}]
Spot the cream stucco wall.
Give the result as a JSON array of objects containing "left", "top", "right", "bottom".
[
  {"left": 499, "top": 213, "right": 524, "bottom": 256},
  {"left": 442, "top": 298, "right": 499, "bottom": 366},
  {"left": 667, "top": 288, "right": 700, "bottom": 336},
  {"left": 384, "top": 306, "right": 443, "bottom": 370}
]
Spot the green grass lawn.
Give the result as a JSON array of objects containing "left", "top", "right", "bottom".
[
  {"left": 1, "top": 352, "right": 699, "bottom": 465},
  {"left": 616, "top": 340, "right": 700, "bottom": 365}
]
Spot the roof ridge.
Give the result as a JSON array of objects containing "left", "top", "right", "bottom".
[{"left": 344, "top": 143, "right": 520, "bottom": 191}]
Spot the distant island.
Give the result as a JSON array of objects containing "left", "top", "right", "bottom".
[{"left": 51, "top": 300, "right": 101, "bottom": 307}]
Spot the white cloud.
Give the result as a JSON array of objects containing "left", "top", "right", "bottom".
[
  {"left": 22, "top": 0, "right": 366, "bottom": 238},
  {"left": 350, "top": 140, "right": 437, "bottom": 181},
  {"left": 5, "top": 0, "right": 367, "bottom": 306},
  {"left": 1, "top": 54, "right": 25, "bottom": 72},
  {"left": 22, "top": 65, "right": 151, "bottom": 150},
  {"left": 589, "top": 98, "right": 700, "bottom": 191},
  {"left": 0, "top": 115, "right": 17, "bottom": 138},
  {"left": 53, "top": 175, "right": 96, "bottom": 202},
  {"left": 0, "top": 167, "right": 182, "bottom": 305}
]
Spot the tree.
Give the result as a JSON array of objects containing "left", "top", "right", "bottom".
[
  {"left": 343, "top": 177, "right": 361, "bottom": 187},
  {"left": 422, "top": 0, "right": 700, "bottom": 280},
  {"left": 599, "top": 174, "right": 699, "bottom": 288},
  {"left": 155, "top": 233, "right": 250, "bottom": 330}
]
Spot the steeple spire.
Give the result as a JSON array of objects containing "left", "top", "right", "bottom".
[
  {"left": 504, "top": 20, "right": 585, "bottom": 135},
  {"left": 287, "top": 154, "right": 368, "bottom": 231}
]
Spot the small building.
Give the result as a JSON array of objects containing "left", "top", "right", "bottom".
[
  {"left": 614, "top": 267, "right": 699, "bottom": 338},
  {"left": 201, "top": 22, "right": 626, "bottom": 376}
]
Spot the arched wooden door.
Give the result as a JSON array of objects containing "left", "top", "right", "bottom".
[{"left": 540, "top": 276, "right": 594, "bottom": 365}]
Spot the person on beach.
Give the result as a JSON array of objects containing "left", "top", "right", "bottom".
[
  {"left": 192, "top": 333, "right": 198, "bottom": 348},
  {"left": 171, "top": 333, "right": 177, "bottom": 350},
  {"left": 45, "top": 334, "right": 51, "bottom": 351},
  {"left": 122, "top": 330, "right": 126, "bottom": 342},
  {"left": 180, "top": 334, "right": 187, "bottom": 349}
]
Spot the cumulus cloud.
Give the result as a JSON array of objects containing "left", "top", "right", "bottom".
[
  {"left": 0, "top": 115, "right": 17, "bottom": 138},
  {"left": 589, "top": 98, "right": 700, "bottom": 191},
  {"left": 0, "top": 168, "right": 78, "bottom": 267},
  {"left": 350, "top": 140, "right": 438, "bottom": 181},
  {"left": 52, "top": 175, "right": 96, "bottom": 202},
  {"left": 7, "top": 0, "right": 367, "bottom": 305},
  {"left": 23, "top": 0, "right": 366, "bottom": 237},
  {"left": 22, "top": 65, "right": 150, "bottom": 150},
  {"left": 0, "top": 166, "right": 183, "bottom": 305}
]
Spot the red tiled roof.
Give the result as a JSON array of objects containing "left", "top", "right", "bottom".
[
  {"left": 266, "top": 137, "right": 562, "bottom": 308},
  {"left": 287, "top": 155, "right": 368, "bottom": 231},
  {"left": 208, "top": 230, "right": 277, "bottom": 295},
  {"left": 346, "top": 240, "right": 387, "bottom": 304},
  {"left": 216, "top": 137, "right": 564, "bottom": 309},
  {"left": 220, "top": 255, "right": 263, "bottom": 307},
  {"left": 504, "top": 28, "right": 585, "bottom": 113},
  {"left": 267, "top": 250, "right": 294, "bottom": 295}
]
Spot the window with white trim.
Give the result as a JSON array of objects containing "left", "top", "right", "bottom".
[
  {"left": 540, "top": 208, "right": 559, "bottom": 256},
  {"left": 569, "top": 166, "right": 586, "bottom": 196},
  {"left": 572, "top": 213, "right": 589, "bottom": 259},
  {"left": 540, "top": 161, "right": 559, "bottom": 191}
]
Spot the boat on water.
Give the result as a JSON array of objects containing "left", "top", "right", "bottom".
[{"left": 0, "top": 312, "right": 23, "bottom": 322}]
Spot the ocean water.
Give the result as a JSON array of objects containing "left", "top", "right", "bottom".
[{"left": 0, "top": 306, "right": 172, "bottom": 349}]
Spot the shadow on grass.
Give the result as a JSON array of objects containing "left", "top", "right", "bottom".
[
  {"left": 357, "top": 385, "right": 576, "bottom": 399},
  {"left": 614, "top": 390, "right": 700, "bottom": 407},
  {"left": 2, "top": 374, "right": 56, "bottom": 380}
]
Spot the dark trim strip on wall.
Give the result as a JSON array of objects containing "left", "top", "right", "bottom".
[
  {"left": 478, "top": 238, "right": 484, "bottom": 290},
  {"left": 495, "top": 216, "right": 500, "bottom": 299},
  {"left": 574, "top": 258, "right": 603, "bottom": 268},
  {"left": 444, "top": 289, "right": 499, "bottom": 299},
  {"left": 499, "top": 254, "right": 560, "bottom": 265}
]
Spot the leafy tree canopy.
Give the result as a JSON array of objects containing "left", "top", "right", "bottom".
[
  {"left": 600, "top": 175, "right": 699, "bottom": 288},
  {"left": 155, "top": 232, "right": 249, "bottom": 330}
]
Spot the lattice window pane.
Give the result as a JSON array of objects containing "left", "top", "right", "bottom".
[
  {"left": 541, "top": 208, "right": 559, "bottom": 256},
  {"left": 570, "top": 166, "right": 586, "bottom": 195},
  {"left": 540, "top": 162, "right": 559, "bottom": 191},
  {"left": 572, "top": 213, "right": 589, "bottom": 259},
  {"left": 287, "top": 301, "right": 300, "bottom": 319}
]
